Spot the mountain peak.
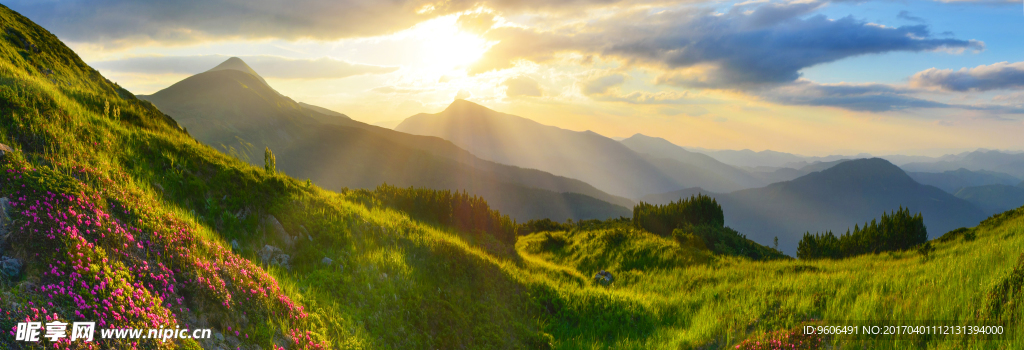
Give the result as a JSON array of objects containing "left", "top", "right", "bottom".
[
  {"left": 443, "top": 99, "right": 491, "bottom": 113},
  {"left": 813, "top": 158, "right": 913, "bottom": 185},
  {"left": 208, "top": 57, "right": 270, "bottom": 86}
]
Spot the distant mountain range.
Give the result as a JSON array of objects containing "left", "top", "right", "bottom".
[
  {"left": 139, "top": 58, "right": 631, "bottom": 221},
  {"left": 681, "top": 146, "right": 870, "bottom": 169},
  {"left": 901, "top": 150, "right": 1024, "bottom": 178},
  {"left": 618, "top": 134, "right": 768, "bottom": 191},
  {"left": 907, "top": 168, "right": 1020, "bottom": 194},
  {"left": 397, "top": 101, "right": 685, "bottom": 198},
  {"left": 954, "top": 184, "right": 1024, "bottom": 217},
  {"left": 397, "top": 102, "right": 777, "bottom": 198},
  {"left": 641, "top": 158, "right": 987, "bottom": 255}
]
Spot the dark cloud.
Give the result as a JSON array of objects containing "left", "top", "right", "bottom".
[
  {"left": 502, "top": 76, "right": 542, "bottom": 97},
  {"left": 92, "top": 55, "right": 398, "bottom": 79},
  {"left": 896, "top": 10, "right": 925, "bottom": 23},
  {"left": 762, "top": 81, "right": 1024, "bottom": 114},
  {"left": 762, "top": 81, "right": 948, "bottom": 112},
  {"left": 910, "top": 61, "right": 1024, "bottom": 92},
  {"left": 471, "top": 1, "right": 983, "bottom": 88}
]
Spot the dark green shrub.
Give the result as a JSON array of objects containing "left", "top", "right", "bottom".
[
  {"left": 633, "top": 194, "right": 723, "bottom": 237},
  {"left": 798, "top": 207, "right": 927, "bottom": 259}
]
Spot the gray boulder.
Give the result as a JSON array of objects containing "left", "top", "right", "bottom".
[
  {"left": 0, "top": 197, "right": 11, "bottom": 240},
  {"left": 0, "top": 143, "right": 12, "bottom": 159},
  {"left": 593, "top": 270, "right": 614, "bottom": 286},
  {"left": 230, "top": 239, "right": 241, "bottom": 253},
  {"left": 321, "top": 257, "right": 333, "bottom": 267},
  {"left": 265, "top": 215, "right": 293, "bottom": 249},
  {"left": 259, "top": 245, "right": 291, "bottom": 271},
  {"left": 1, "top": 256, "right": 23, "bottom": 279}
]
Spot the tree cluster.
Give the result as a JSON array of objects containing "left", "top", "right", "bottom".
[
  {"left": 797, "top": 206, "right": 927, "bottom": 259},
  {"left": 360, "top": 184, "right": 518, "bottom": 245},
  {"left": 633, "top": 194, "right": 724, "bottom": 237}
]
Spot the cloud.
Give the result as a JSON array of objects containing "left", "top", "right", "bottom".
[
  {"left": 909, "top": 61, "right": 1024, "bottom": 92},
  {"left": 896, "top": 11, "right": 925, "bottom": 23},
  {"left": 762, "top": 81, "right": 948, "bottom": 112},
  {"left": 762, "top": 80, "right": 1024, "bottom": 114},
  {"left": 4, "top": 0, "right": 642, "bottom": 46},
  {"left": 456, "top": 12, "right": 497, "bottom": 34},
  {"left": 92, "top": 55, "right": 398, "bottom": 79},
  {"left": 502, "top": 76, "right": 542, "bottom": 97},
  {"left": 470, "top": 1, "right": 984, "bottom": 88},
  {"left": 659, "top": 106, "right": 708, "bottom": 116},
  {"left": 595, "top": 91, "right": 692, "bottom": 104},
  {"left": 581, "top": 73, "right": 626, "bottom": 95},
  {"left": 371, "top": 86, "right": 431, "bottom": 94},
  {"left": 455, "top": 89, "right": 472, "bottom": 100}
]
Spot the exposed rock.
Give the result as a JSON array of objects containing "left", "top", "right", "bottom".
[
  {"left": 593, "top": 270, "right": 614, "bottom": 286},
  {"left": 259, "top": 245, "right": 291, "bottom": 271},
  {"left": 265, "top": 215, "right": 293, "bottom": 249},
  {"left": 0, "top": 143, "right": 12, "bottom": 159},
  {"left": 0, "top": 197, "right": 11, "bottom": 240},
  {"left": 213, "top": 332, "right": 225, "bottom": 342},
  {"left": 321, "top": 257, "right": 333, "bottom": 267},
  {"left": 273, "top": 328, "right": 293, "bottom": 350},
  {"left": 1, "top": 256, "right": 23, "bottom": 279},
  {"left": 230, "top": 239, "right": 241, "bottom": 253}
]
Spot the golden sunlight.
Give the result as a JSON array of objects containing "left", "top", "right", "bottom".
[{"left": 398, "top": 15, "right": 491, "bottom": 74}]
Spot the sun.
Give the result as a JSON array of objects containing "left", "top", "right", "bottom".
[{"left": 401, "top": 15, "right": 491, "bottom": 74}]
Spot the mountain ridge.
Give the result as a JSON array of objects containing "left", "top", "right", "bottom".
[
  {"left": 139, "top": 59, "right": 632, "bottom": 221},
  {"left": 642, "top": 158, "right": 986, "bottom": 254}
]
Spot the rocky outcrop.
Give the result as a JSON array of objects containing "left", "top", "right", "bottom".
[
  {"left": 0, "top": 143, "right": 12, "bottom": 159},
  {"left": 259, "top": 245, "right": 291, "bottom": 271},
  {"left": 265, "top": 215, "right": 294, "bottom": 249},
  {"left": 593, "top": 270, "right": 614, "bottom": 286},
  {"left": 1, "top": 256, "right": 22, "bottom": 279}
]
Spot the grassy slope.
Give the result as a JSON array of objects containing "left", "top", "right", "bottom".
[{"left": 0, "top": 5, "right": 1021, "bottom": 350}]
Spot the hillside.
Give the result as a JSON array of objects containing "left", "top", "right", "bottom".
[
  {"left": 642, "top": 158, "right": 987, "bottom": 254},
  {"left": 298, "top": 101, "right": 352, "bottom": 124},
  {"left": 396, "top": 100, "right": 683, "bottom": 198},
  {"left": 908, "top": 168, "right": 1021, "bottom": 193},
  {"left": 955, "top": 184, "right": 1024, "bottom": 216},
  {"left": 138, "top": 58, "right": 631, "bottom": 221}
]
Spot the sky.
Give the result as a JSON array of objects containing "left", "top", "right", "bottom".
[{"left": 7, "top": 0, "right": 1024, "bottom": 156}]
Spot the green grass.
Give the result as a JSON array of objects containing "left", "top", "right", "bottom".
[{"left": 0, "top": 4, "right": 1022, "bottom": 349}]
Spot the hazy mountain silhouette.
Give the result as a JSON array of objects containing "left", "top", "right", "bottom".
[
  {"left": 298, "top": 102, "right": 352, "bottom": 124},
  {"left": 954, "top": 184, "right": 1024, "bottom": 217},
  {"left": 907, "top": 168, "right": 1020, "bottom": 194},
  {"left": 902, "top": 150, "right": 1024, "bottom": 178},
  {"left": 139, "top": 58, "right": 631, "bottom": 221},
  {"left": 683, "top": 146, "right": 873, "bottom": 170},
  {"left": 642, "top": 158, "right": 986, "bottom": 255},
  {"left": 619, "top": 134, "right": 765, "bottom": 192},
  {"left": 397, "top": 100, "right": 683, "bottom": 198}
]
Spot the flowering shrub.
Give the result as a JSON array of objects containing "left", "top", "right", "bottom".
[
  {"left": 733, "top": 325, "right": 829, "bottom": 350},
  {"left": 1, "top": 161, "right": 325, "bottom": 349}
]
